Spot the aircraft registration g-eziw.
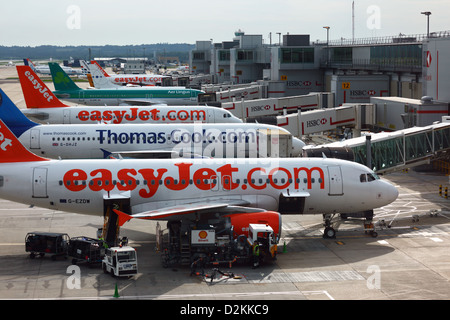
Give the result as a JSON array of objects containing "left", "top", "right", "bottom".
[
  {"left": 81, "top": 60, "right": 172, "bottom": 88},
  {"left": 0, "top": 116, "right": 398, "bottom": 238},
  {"left": 48, "top": 62, "right": 204, "bottom": 106},
  {"left": 16, "top": 65, "right": 241, "bottom": 125},
  {"left": 0, "top": 89, "right": 304, "bottom": 159}
]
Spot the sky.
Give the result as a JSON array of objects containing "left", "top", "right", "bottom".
[{"left": 2, "top": 0, "right": 449, "bottom": 47}]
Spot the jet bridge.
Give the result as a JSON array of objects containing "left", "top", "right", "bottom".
[{"left": 303, "top": 120, "right": 450, "bottom": 174}]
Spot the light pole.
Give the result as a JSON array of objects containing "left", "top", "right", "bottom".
[
  {"left": 323, "top": 26, "right": 330, "bottom": 66},
  {"left": 276, "top": 33, "right": 281, "bottom": 46},
  {"left": 421, "top": 11, "right": 431, "bottom": 37}
]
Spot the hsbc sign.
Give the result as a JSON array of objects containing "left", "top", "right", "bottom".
[
  {"left": 250, "top": 105, "right": 271, "bottom": 113},
  {"left": 350, "top": 89, "right": 377, "bottom": 97},
  {"left": 426, "top": 51, "right": 432, "bottom": 68},
  {"left": 333, "top": 75, "right": 389, "bottom": 106},
  {"left": 306, "top": 118, "right": 327, "bottom": 128}
]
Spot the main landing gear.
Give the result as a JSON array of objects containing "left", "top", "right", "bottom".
[{"left": 322, "top": 210, "right": 378, "bottom": 239}]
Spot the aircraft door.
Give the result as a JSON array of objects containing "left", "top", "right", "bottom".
[
  {"left": 32, "top": 167, "right": 48, "bottom": 198},
  {"left": 278, "top": 193, "right": 305, "bottom": 214},
  {"left": 79, "top": 92, "right": 85, "bottom": 103},
  {"left": 30, "top": 129, "right": 40, "bottom": 149},
  {"left": 63, "top": 109, "right": 71, "bottom": 124},
  {"left": 328, "top": 166, "right": 343, "bottom": 196}
]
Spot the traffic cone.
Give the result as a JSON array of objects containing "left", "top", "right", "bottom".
[{"left": 113, "top": 283, "right": 120, "bottom": 298}]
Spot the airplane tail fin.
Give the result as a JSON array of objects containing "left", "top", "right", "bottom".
[
  {"left": 87, "top": 60, "right": 116, "bottom": 88},
  {"left": 79, "top": 60, "right": 92, "bottom": 77},
  {"left": 0, "top": 118, "right": 48, "bottom": 163},
  {"left": 91, "top": 60, "right": 110, "bottom": 77},
  {"left": 16, "top": 66, "right": 68, "bottom": 109},
  {"left": 23, "top": 58, "right": 37, "bottom": 73},
  {"left": 0, "top": 89, "right": 39, "bottom": 138},
  {"left": 48, "top": 62, "right": 80, "bottom": 91}
]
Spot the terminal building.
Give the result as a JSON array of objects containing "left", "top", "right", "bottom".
[
  {"left": 189, "top": 30, "right": 450, "bottom": 106},
  {"left": 189, "top": 30, "right": 450, "bottom": 174}
]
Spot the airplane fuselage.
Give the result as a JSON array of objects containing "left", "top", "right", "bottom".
[
  {"left": 17, "top": 123, "right": 304, "bottom": 159},
  {"left": 53, "top": 87, "right": 203, "bottom": 106},
  {"left": 22, "top": 105, "right": 242, "bottom": 124},
  {"left": 0, "top": 157, "right": 398, "bottom": 217}
]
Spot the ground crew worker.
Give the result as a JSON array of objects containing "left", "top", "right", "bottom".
[{"left": 252, "top": 241, "right": 260, "bottom": 269}]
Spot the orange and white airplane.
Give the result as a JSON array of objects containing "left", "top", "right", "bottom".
[
  {"left": 0, "top": 88, "right": 304, "bottom": 159},
  {"left": 82, "top": 60, "right": 172, "bottom": 88},
  {"left": 17, "top": 65, "right": 241, "bottom": 125},
  {"left": 0, "top": 112, "right": 398, "bottom": 238}
]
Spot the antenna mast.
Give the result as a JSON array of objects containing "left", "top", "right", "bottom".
[{"left": 352, "top": 1, "right": 355, "bottom": 43}]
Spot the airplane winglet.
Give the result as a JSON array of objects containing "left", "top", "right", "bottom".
[
  {"left": 113, "top": 209, "right": 134, "bottom": 227},
  {"left": 16, "top": 66, "right": 69, "bottom": 109}
]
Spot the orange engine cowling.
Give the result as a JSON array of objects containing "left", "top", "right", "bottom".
[{"left": 225, "top": 211, "right": 281, "bottom": 239}]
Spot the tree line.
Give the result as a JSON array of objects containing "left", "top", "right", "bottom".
[{"left": 0, "top": 43, "right": 195, "bottom": 62}]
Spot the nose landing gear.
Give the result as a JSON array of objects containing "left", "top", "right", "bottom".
[{"left": 322, "top": 210, "right": 378, "bottom": 239}]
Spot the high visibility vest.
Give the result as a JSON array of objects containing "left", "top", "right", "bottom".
[{"left": 253, "top": 244, "right": 260, "bottom": 256}]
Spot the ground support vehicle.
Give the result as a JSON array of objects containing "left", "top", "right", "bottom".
[
  {"left": 25, "top": 232, "right": 70, "bottom": 260},
  {"left": 160, "top": 219, "right": 278, "bottom": 269},
  {"left": 68, "top": 236, "right": 106, "bottom": 265},
  {"left": 102, "top": 246, "right": 138, "bottom": 277}
]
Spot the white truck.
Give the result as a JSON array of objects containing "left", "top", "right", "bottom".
[{"left": 102, "top": 246, "right": 138, "bottom": 277}]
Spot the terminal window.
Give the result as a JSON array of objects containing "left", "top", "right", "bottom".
[{"left": 281, "top": 48, "right": 314, "bottom": 64}]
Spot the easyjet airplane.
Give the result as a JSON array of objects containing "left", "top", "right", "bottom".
[
  {"left": 81, "top": 60, "right": 172, "bottom": 88},
  {"left": 16, "top": 65, "right": 241, "bottom": 125},
  {"left": 0, "top": 116, "right": 398, "bottom": 238},
  {"left": 48, "top": 62, "right": 203, "bottom": 106},
  {"left": 0, "top": 89, "right": 304, "bottom": 159}
]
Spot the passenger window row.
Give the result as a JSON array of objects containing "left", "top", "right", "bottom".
[{"left": 59, "top": 177, "right": 323, "bottom": 187}]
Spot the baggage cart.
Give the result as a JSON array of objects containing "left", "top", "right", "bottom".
[
  {"left": 25, "top": 232, "right": 70, "bottom": 260},
  {"left": 68, "top": 236, "right": 106, "bottom": 265}
]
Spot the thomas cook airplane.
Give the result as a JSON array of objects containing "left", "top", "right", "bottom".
[
  {"left": 0, "top": 89, "right": 304, "bottom": 159},
  {"left": 0, "top": 114, "right": 398, "bottom": 238},
  {"left": 48, "top": 62, "right": 203, "bottom": 106},
  {"left": 17, "top": 65, "right": 241, "bottom": 125}
]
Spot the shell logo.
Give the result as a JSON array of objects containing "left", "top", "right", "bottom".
[{"left": 198, "top": 231, "right": 208, "bottom": 239}]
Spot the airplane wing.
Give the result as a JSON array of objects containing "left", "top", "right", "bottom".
[
  {"left": 114, "top": 199, "right": 254, "bottom": 226},
  {"left": 120, "top": 99, "right": 168, "bottom": 106}
]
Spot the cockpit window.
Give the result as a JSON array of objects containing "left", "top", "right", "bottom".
[{"left": 360, "top": 173, "right": 380, "bottom": 183}]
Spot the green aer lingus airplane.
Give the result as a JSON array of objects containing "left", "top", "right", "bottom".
[{"left": 48, "top": 62, "right": 204, "bottom": 106}]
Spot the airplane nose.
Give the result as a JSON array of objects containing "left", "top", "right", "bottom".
[
  {"left": 291, "top": 137, "right": 305, "bottom": 157},
  {"left": 382, "top": 181, "right": 399, "bottom": 205},
  {"left": 389, "top": 183, "right": 399, "bottom": 203}
]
